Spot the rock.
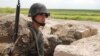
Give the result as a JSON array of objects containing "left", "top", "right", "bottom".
[{"left": 54, "top": 35, "right": 100, "bottom": 56}]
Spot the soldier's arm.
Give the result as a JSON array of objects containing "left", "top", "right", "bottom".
[{"left": 12, "top": 35, "right": 31, "bottom": 56}]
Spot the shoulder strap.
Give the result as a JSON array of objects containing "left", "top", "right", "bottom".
[{"left": 29, "top": 27, "right": 41, "bottom": 56}]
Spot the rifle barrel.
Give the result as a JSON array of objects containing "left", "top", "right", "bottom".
[{"left": 13, "top": 0, "right": 20, "bottom": 42}]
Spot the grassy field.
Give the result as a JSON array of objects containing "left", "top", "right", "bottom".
[
  {"left": 49, "top": 9, "right": 100, "bottom": 22},
  {"left": 0, "top": 8, "right": 100, "bottom": 22}
]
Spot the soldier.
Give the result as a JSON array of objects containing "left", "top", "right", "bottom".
[{"left": 11, "top": 3, "right": 50, "bottom": 56}]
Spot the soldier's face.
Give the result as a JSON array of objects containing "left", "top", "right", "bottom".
[{"left": 35, "top": 13, "right": 47, "bottom": 24}]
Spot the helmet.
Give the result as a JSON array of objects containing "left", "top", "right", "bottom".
[{"left": 28, "top": 3, "right": 50, "bottom": 17}]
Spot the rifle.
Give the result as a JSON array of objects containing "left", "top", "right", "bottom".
[
  {"left": 12, "top": 0, "right": 20, "bottom": 42},
  {"left": 4, "top": 0, "right": 21, "bottom": 56}
]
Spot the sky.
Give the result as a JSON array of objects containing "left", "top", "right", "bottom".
[{"left": 0, "top": 0, "right": 100, "bottom": 10}]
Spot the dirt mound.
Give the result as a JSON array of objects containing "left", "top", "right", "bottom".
[
  {"left": 0, "top": 14, "right": 98, "bottom": 56},
  {"left": 41, "top": 19, "right": 97, "bottom": 56},
  {"left": 0, "top": 14, "right": 29, "bottom": 43}
]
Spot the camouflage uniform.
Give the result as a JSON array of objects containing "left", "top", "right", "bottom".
[{"left": 12, "top": 22, "right": 44, "bottom": 56}]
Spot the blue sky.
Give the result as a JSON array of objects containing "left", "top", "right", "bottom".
[{"left": 0, "top": 0, "right": 100, "bottom": 10}]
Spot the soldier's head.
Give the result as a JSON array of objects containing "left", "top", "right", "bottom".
[{"left": 28, "top": 3, "right": 50, "bottom": 26}]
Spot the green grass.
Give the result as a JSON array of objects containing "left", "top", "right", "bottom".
[
  {"left": 0, "top": 7, "right": 100, "bottom": 22},
  {"left": 0, "top": 7, "right": 15, "bottom": 14},
  {"left": 49, "top": 9, "right": 100, "bottom": 22}
]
